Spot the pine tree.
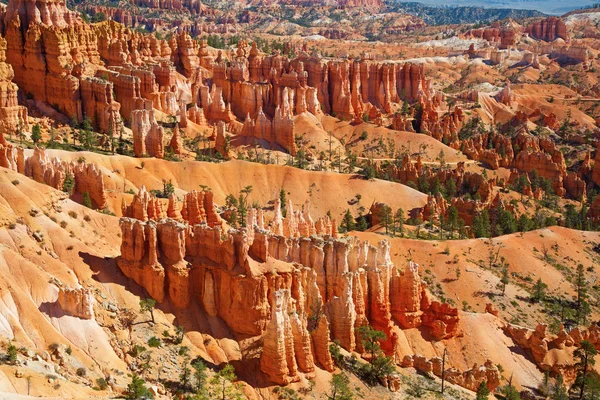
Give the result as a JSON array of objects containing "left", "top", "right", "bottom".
[
  {"left": 551, "top": 374, "right": 568, "bottom": 400},
  {"left": 126, "top": 373, "right": 153, "bottom": 399},
  {"left": 207, "top": 364, "right": 244, "bottom": 400},
  {"left": 575, "top": 340, "right": 598, "bottom": 400},
  {"left": 31, "top": 124, "right": 42, "bottom": 144},
  {"left": 356, "top": 214, "right": 367, "bottom": 231},
  {"left": 341, "top": 209, "right": 356, "bottom": 233},
  {"left": 327, "top": 373, "right": 354, "bottom": 400},
  {"left": 139, "top": 298, "right": 156, "bottom": 323},
  {"left": 63, "top": 174, "right": 75, "bottom": 195},
  {"left": 531, "top": 278, "right": 548, "bottom": 303},
  {"left": 83, "top": 191, "right": 93, "bottom": 209},
  {"left": 476, "top": 381, "right": 489, "bottom": 400},
  {"left": 192, "top": 358, "right": 208, "bottom": 398},
  {"left": 394, "top": 208, "right": 405, "bottom": 237},
  {"left": 378, "top": 205, "right": 392, "bottom": 234},
  {"left": 448, "top": 206, "right": 458, "bottom": 236}
]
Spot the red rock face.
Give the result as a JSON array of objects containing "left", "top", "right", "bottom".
[
  {"left": 0, "top": 36, "right": 28, "bottom": 141},
  {"left": 503, "top": 322, "right": 600, "bottom": 381},
  {"left": 467, "top": 26, "right": 519, "bottom": 49},
  {"left": 169, "top": 124, "right": 182, "bottom": 155},
  {"left": 526, "top": 17, "right": 568, "bottom": 42},
  {"left": 116, "top": 213, "right": 459, "bottom": 385},
  {"left": 3, "top": 0, "right": 82, "bottom": 29},
  {"left": 8, "top": 147, "right": 107, "bottom": 209}
]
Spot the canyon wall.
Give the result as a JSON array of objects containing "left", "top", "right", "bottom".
[{"left": 116, "top": 214, "right": 460, "bottom": 385}]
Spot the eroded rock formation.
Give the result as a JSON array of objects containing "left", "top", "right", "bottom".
[
  {"left": 57, "top": 286, "right": 95, "bottom": 320},
  {"left": 0, "top": 35, "right": 28, "bottom": 141},
  {"left": 0, "top": 146, "right": 107, "bottom": 209},
  {"left": 116, "top": 214, "right": 459, "bottom": 386}
]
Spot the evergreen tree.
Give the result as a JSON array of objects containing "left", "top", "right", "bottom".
[
  {"left": 551, "top": 374, "right": 568, "bottom": 400},
  {"left": 192, "top": 358, "right": 208, "bottom": 397},
  {"left": 476, "top": 381, "right": 489, "bottom": 400},
  {"left": 356, "top": 214, "right": 368, "bottom": 232},
  {"left": 576, "top": 264, "right": 592, "bottom": 324},
  {"left": 236, "top": 186, "right": 253, "bottom": 227},
  {"left": 207, "top": 364, "right": 244, "bottom": 400},
  {"left": 327, "top": 373, "right": 354, "bottom": 400},
  {"left": 518, "top": 214, "right": 533, "bottom": 233},
  {"left": 575, "top": 340, "right": 598, "bottom": 400},
  {"left": 63, "top": 174, "right": 75, "bottom": 195},
  {"left": 31, "top": 124, "right": 42, "bottom": 144},
  {"left": 501, "top": 384, "right": 521, "bottom": 400},
  {"left": 126, "top": 373, "right": 153, "bottom": 399},
  {"left": 378, "top": 205, "right": 393, "bottom": 234},
  {"left": 340, "top": 209, "right": 356, "bottom": 233},
  {"left": 531, "top": 278, "right": 548, "bottom": 303},
  {"left": 83, "top": 191, "right": 93, "bottom": 209},
  {"left": 394, "top": 208, "right": 405, "bottom": 237},
  {"left": 473, "top": 210, "right": 491, "bottom": 238},
  {"left": 447, "top": 206, "right": 458, "bottom": 236},
  {"left": 445, "top": 178, "right": 457, "bottom": 199},
  {"left": 139, "top": 298, "right": 156, "bottom": 323},
  {"left": 356, "top": 326, "right": 395, "bottom": 384}
]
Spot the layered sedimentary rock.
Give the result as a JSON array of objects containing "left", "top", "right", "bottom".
[
  {"left": 2, "top": 147, "right": 108, "bottom": 209},
  {"left": 122, "top": 185, "right": 165, "bottom": 221},
  {"left": 57, "top": 286, "right": 95, "bottom": 320},
  {"left": 116, "top": 212, "right": 459, "bottom": 385},
  {"left": 180, "top": 190, "right": 222, "bottom": 228},
  {"left": 456, "top": 129, "right": 569, "bottom": 197},
  {"left": 0, "top": 35, "right": 28, "bottom": 140},
  {"left": 122, "top": 186, "right": 222, "bottom": 227},
  {"left": 169, "top": 124, "right": 182, "bottom": 155},
  {"left": 540, "top": 44, "right": 590, "bottom": 64},
  {"left": 271, "top": 198, "right": 337, "bottom": 239},
  {"left": 403, "top": 355, "right": 501, "bottom": 392},
  {"left": 466, "top": 26, "right": 520, "bottom": 49},
  {"left": 503, "top": 322, "right": 600, "bottom": 380},
  {"left": 375, "top": 156, "right": 499, "bottom": 225},
  {"left": 419, "top": 103, "right": 465, "bottom": 143},
  {"left": 131, "top": 109, "right": 164, "bottom": 158},
  {"left": 526, "top": 17, "right": 568, "bottom": 42}
]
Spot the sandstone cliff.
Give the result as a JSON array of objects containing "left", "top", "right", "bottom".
[{"left": 116, "top": 214, "right": 460, "bottom": 386}]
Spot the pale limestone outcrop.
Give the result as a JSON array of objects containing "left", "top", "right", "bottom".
[{"left": 131, "top": 109, "right": 164, "bottom": 158}]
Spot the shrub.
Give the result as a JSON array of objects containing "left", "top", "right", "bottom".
[
  {"left": 147, "top": 337, "right": 161, "bottom": 348},
  {"left": 60, "top": 221, "right": 68, "bottom": 228},
  {"left": 130, "top": 344, "right": 146, "bottom": 357},
  {"left": 68, "top": 211, "right": 78, "bottom": 219},
  {"left": 96, "top": 377, "right": 108, "bottom": 390},
  {"left": 84, "top": 215, "right": 91, "bottom": 222},
  {"left": 76, "top": 367, "right": 87, "bottom": 377},
  {"left": 11, "top": 180, "right": 19, "bottom": 186},
  {"left": 6, "top": 342, "right": 17, "bottom": 364}
]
